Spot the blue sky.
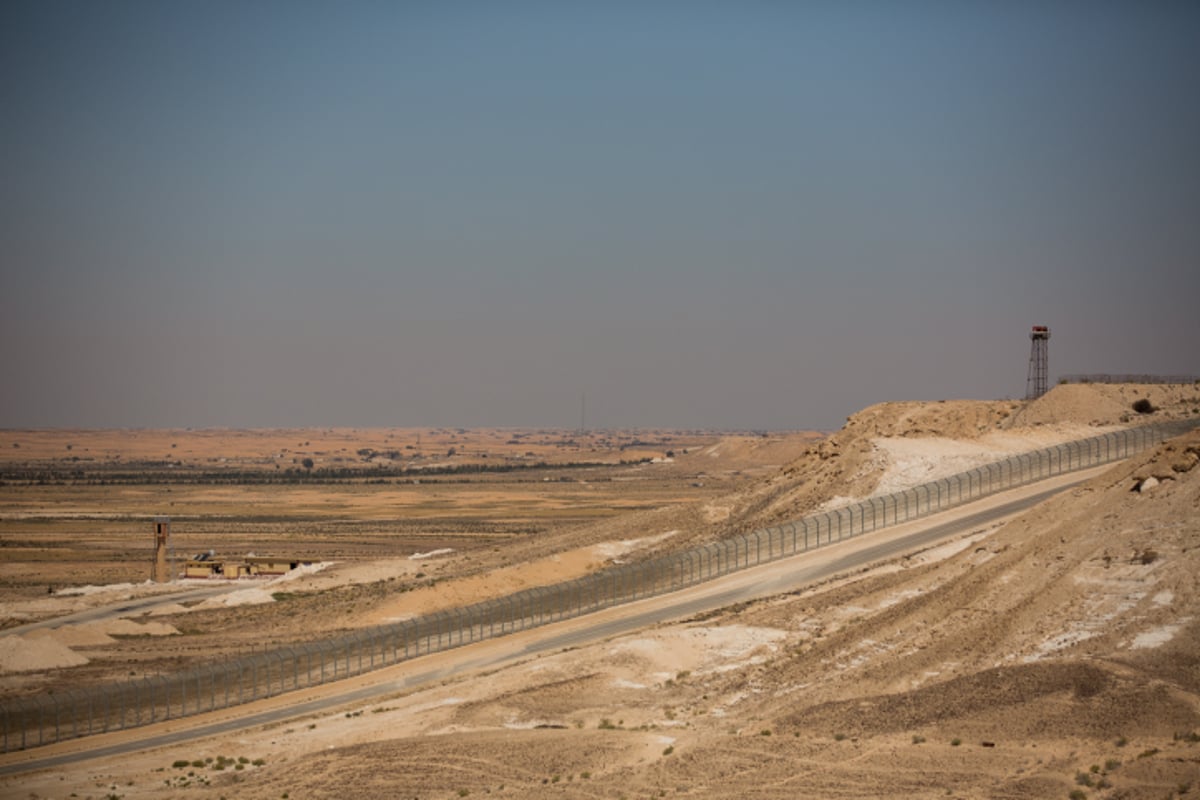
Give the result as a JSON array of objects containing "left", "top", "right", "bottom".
[{"left": 2, "top": 1, "right": 1198, "bottom": 430}]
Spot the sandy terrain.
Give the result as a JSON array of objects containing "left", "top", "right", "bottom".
[
  {"left": 0, "top": 427, "right": 730, "bottom": 471},
  {"left": 2, "top": 383, "right": 1199, "bottom": 798},
  {"left": 0, "top": 426, "right": 820, "bottom": 692}
]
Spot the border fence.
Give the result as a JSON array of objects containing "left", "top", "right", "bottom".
[
  {"left": 1058, "top": 374, "right": 1200, "bottom": 385},
  {"left": 3, "top": 418, "right": 1197, "bottom": 752}
]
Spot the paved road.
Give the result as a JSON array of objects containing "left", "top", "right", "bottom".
[
  {"left": 522, "top": 478, "right": 1073, "bottom": 654},
  {"left": 4, "top": 584, "right": 240, "bottom": 637},
  {"left": 0, "top": 472, "right": 1095, "bottom": 777}
]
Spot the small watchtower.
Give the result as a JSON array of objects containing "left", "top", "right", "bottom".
[
  {"left": 1026, "top": 325, "right": 1051, "bottom": 400},
  {"left": 153, "top": 516, "right": 171, "bottom": 583}
]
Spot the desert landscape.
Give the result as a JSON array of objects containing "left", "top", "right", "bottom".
[
  {"left": 1, "top": 382, "right": 1199, "bottom": 799},
  {"left": 7, "top": 2, "right": 1199, "bottom": 796}
]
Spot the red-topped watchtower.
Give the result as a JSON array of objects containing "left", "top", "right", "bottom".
[{"left": 1026, "top": 325, "right": 1051, "bottom": 400}]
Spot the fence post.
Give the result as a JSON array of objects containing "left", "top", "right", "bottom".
[
  {"left": 483, "top": 602, "right": 497, "bottom": 641},
  {"left": 459, "top": 608, "right": 473, "bottom": 645},
  {"left": 575, "top": 577, "right": 586, "bottom": 617}
]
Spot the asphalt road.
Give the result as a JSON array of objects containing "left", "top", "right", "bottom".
[
  {"left": 4, "top": 585, "right": 240, "bottom": 637},
  {"left": 0, "top": 474, "right": 1091, "bottom": 777}
]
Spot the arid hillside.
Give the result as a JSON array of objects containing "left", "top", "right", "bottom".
[
  {"left": 123, "top": 426, "right": 1195, "bottom": 800},
  {"left": 695, "top": 382, "right": 1199, "bottom": 540},
  {"left": 85, "top": 413, "right": 1194, "bottom": 799},
  {"left": 4, "top": 384, "right": 1200, "bottom": 799}
]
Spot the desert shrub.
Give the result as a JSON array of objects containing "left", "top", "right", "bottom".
[{"left": 1132, "top": 398, "right": 1155, "bottom": 414}]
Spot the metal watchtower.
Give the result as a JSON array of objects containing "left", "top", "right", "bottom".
[{"left": 1026, "top": 325, "right": 1050, "bottom": 399}]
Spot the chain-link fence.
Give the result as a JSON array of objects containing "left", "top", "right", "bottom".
[{"left": 4, "top": 418, "right": 1196, "bottom": 752}]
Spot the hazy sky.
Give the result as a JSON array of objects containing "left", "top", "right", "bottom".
[{"left": 2, "top": 2, "right": 1198, "bottom": 431}]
